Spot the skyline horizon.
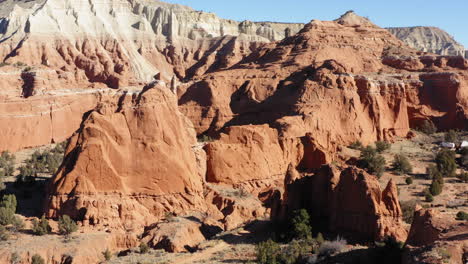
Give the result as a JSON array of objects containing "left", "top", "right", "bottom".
[{"left": 164, "top": 0, "right": 468, "bottom": 48}]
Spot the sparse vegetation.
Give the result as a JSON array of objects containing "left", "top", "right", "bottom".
[
  {"left": 0, "top": 62, "right": 10, "bottom": 68},
  {"left": 0, "top": 194, "right": 17, "bottom": 226},
  {"left": 400, "top": 200, "right": 416, "bottom": 224},
  {"left": 425, "top": 192, "right": 434, "bottom": 202},
  {"left": 0, "top": 225, "right": 9, "bottom": 241},
  {"left": 0, "top": 151, "right": 16, "bottom": 177},
  {"left": 32, "top": 216, "right": 51, "bottom": 236},
  {"left": 13, "top": 62, "right": 26, "bottom": 68},
  {"left": 256, "top": 239, "right": 280, "bottom": 264},
  {"left": 102, "top": 249, "right": 113, "bottom": 261},
  {"left": 17, "top": 144, "right": 66, "bottom": 181},
  {"left": 58, "top": 215, "right": 78, "bottom": 238},
  {"left": 349, "top": 140, "right": 363, "bottom": 150},
  {"left": 417, "top": 120, "right": 437, "bottom": 134},
  {"left": 290, "top": 209, "right": 312, "bottom": 240},
  {"left": 318, "top": 237, "right": 347, "bottom": 257},
  {"left": 429, "top": 174, "right": 444, "bottom": 196},
  {"left": 456, "top": 211, "right": 468, "bottom": 221},
  {"left": 392, "top": 154, "right": 413, "bottom": 175},
  {"left": 357, "top": 146, "right": 386, "bottom": 178},
  {"left": 375, "top": 141, "right": 391, "bottom": 153},
  {"left": 31, "top": 254, "right": 45, "bottom": 264},
  {"left": 435, "top": 150, "right": 457, "bottom": 178},
  {"left": 197, "top": 135, "right": 214, "bottom": 143},
  {"left": 139, "top": 242, "right": 150, "bottom": 254},
  {"left": 444, "top": 130, "right": 458, "bottom": 142},
  {"left": 405, "top": 177, "right": 413, "bottom": 185}
]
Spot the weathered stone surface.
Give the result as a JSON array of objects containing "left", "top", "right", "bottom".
[
  {"left": 141, "top": 217, "right": 206, "bottom": 253},
  {"left": 403, "top": 207, "right": 467, "bottom": 264},
  {"left": 387, "top": 26, "right": 466, "bottom": 58},
  {"left": 274, "top": 165, "right": 408, "bottom": 242},
  {"left": 179, "top": 11, "right": 468, "bottom": 154},
  {"left": 45, "top": 83, "right": 206, "bottom": 231}
]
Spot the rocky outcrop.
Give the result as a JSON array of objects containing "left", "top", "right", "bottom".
[
  {"left": 205, "top": 125, "right": 291, "bottom": 185},
  {"left": 387, "top": 27, "right": 466, "bottom": 58},
  {"left": 0, "top": 0, "right": 304, "bottom": 151},
  {"left": 45, "top": 82, "right": 206, "bottom": 231},
  {"left": 274, "top": 165, "right": 408, "bottom": 242},
  {"left": 179, "top": 11, "right": 468, "bottom": 155},
  {"left": 403, "top": 207, "right": 467, "bottom": 264},
  {"left": 141, "top": 217, "right": 206, "bottom": 253}
]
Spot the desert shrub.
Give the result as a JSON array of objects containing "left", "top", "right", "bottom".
[
  {"left": 426, "top": 164, "right": 440, "bottom": 180},
  {"left": 318, "top": 237, "right": 347, "bottom": 257},
  {"left": 444, "top": 130, "right": 458, "bottom": 142},
  {"left": 456, "top": 211, "right": 468, "bottom": 221},
  {"left": 0, "top": 151, "right": 15, "bottom": 177},
  {"left": 418, "top": 120, "right": 437, "bottom": 134},
  {"left": 32, "top": 216, "right": 51, "bottom": 236},
  {"left": 11, "top": 216, "right": 24, "bottom": 232},
  {"left": 435, "top": 150, "right": 457, "bottom": 178},
  {"left": 349, "top": 140, "right": 363, "bottom": 150},
  {"left": 10, "top": 252, "right": 20, "bottom": 264},
  {"left": 457, "top": 172, "right": 468, "bottom": 183},
  {"left": 256, "top": 239, "right": 280, "bottom": 264},
  {"left": 0, "top": 225, "right": 9, "bottom": 241},
  {"left": 392, "top": 154, "right": 413, "bottom": 175},
  {"left": 278, "top": 239, "right": 313, "bottom": 264},
  {"left": 13, "top": 62, "right": 26, "bottom": 68},
  {"left": 197, "top": 135, "right": 213, "bottom": 143},
  {"left": 139, "top": 242, "right": 150, "bottom": 254},
  {"left": 0, "top": 207, "right": 15, "bottom": 226},
  {"left": 405, "top": 177, "right": 413, "bottom": 185},
  {"left": 425, "top": 192, "right": 434, "bottom": 202},
  {"left": 58, "top": 215, "right": 77, "bottom": 238},
  {"left": 429, "top": 178, "right": 443, "bottom": 196},
  {"left": 358, "top": 146, "right": 386, "bottom": 178},
  {"left": 290, "top": 209, "right": 312, "bottom": 240},
  {"left": 1, "top": 194, "right": 17, "bottom": 213},
  {"left": 102, "top": 249, "right": 112, "bottom": 261},
  {"left": 31, "top": 254, "right": 45, "bottom": 264},
  {"left": 19, "top": 149, "right": 65, "bottom": 177},
  {"left": 316, "top": 232, "right": 325, "bottom": 245},
  {"left": 400, "top": 200, "right": 416, "bottom": 224},
  {"left": 375, "top": 141, "right": 391, "bottom": 153}
]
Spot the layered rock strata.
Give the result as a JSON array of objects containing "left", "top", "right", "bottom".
[
  {"left": 273, "top": 165, "right": 408, "bottom": 242},
  {"left": 388, "top": 26, "right": 466, "bottom": 58}
]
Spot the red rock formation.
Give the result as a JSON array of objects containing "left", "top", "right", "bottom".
[
  {"left": 45, "top": 83, "right": 206, "bottom": 230},
  {"left": 178, "top": 12, "right": 468, "bottom": 150},
  {"left": 403, "top": 207, "right": 467, "bottom": 264},
  {"left": 205, "top": 125, "right": 290, "bottom": 185},
  {"left": 141, "top": 217, "right": 206, "bottom": 253},
  {"left": 274, "top": 165, "right": 408, "bottom": 242}
]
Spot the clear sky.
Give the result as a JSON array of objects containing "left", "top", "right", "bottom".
[{"left": 164, "top": 0, "right": 468, "bottom": 48}]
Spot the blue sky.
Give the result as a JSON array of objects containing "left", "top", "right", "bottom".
[{"left": 165, "top": 0, "right": 468, "bottom": 47}]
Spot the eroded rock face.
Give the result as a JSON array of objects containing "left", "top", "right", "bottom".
[
  {"left": 45, "top": 83, "right": 206, "bottom": 230},
  {"left": 0, "top": 0, "right": 304, "bottom": 151},
  {"left": 274, "top": 165, "right": 408, "bottom": 242},
  {"left": 387, "top": 27, "right": 466, "bottom": 58},
  {"left": 141, "top": 217, "right": 206, "bottom": 253},
  {"left": 178, "top": 11, "right": 468, "bottom": 155},
  {"left": 403, "top": 207, "right": 467, "bottom": 264}
]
